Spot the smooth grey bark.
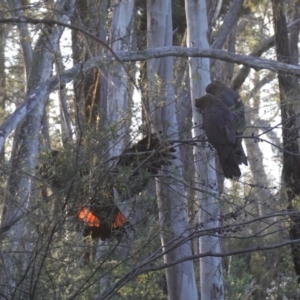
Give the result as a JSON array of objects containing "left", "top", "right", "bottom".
[
  {"left": 147, "top": 1, "right": 198, "bottom": 299},
  {"left": 95, "top": 0, "right": 135, "bottom": 263},
  {"left": 55, "top": 49, "right": 73, "bottom": 143},
  {"left": 173, "top": 35, "right": 197, "bottom": 253},
  {"left": 244, "top": 80, "right": 274, "bottom": 218},
  {"left": 147, "top": 0, "right": 167, "bottom": 131},
  {"left": 0, "top": 1, "right": 75, "bottom": 297},
  {"left": 175, "top": 67, "right": 195, "bottom": 223},
  {"left": 0, "top": 18, "right": 6, "bottom": 159},
  {"left": 107, "top": 0, "right": 134, "bottom": 157},
  {"left": 98, "top": 0, "right": 109, "bottom": 131},
  {"left": 185, "top": 0, "right": 224, "bottom": 299},
  {"left": 3, "top": 0, "right": 74, "bottom": 226}
]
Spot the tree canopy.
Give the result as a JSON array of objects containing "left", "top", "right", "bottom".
[{"left": 0, "top": 0, "right": 300, "bottom": 299}]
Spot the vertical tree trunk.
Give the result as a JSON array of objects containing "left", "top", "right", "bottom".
[
  {"left": 72, "top": 0, "right": 97, "bottom": 130},
  {"left": 9, "top": 0, "right": 33, "bottom": 80},
  {"left": 244, "top": 75, "right": 275, "bottom": 218},
  {"left": 147, "top": 1, "right": 199, "bottom": 299},
  {"left": 0, "top": 1, "right": 75, "bottom": 297},
  {"left": 98, "top": 0, "right": 109, "bottom": 131},
  {"left": 0, "top": 22, "right": 6, "bottom": 160},
  {"left": 107, "top": 0, "right": 134, "bottom": 157},
  {"left": 93, "top": 0, "right": 135, "bottom": 262},
  {"left": 271, "top": 0, "right": 300, "bottom": 282},
  {"left": 185, "top": 0, "right": 224, "bottom": 299},
  {"left": 55, "top": 50, "right": 73, "bottom": 143}
]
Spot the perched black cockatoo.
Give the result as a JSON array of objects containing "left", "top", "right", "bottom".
[
  {"left": 206, "top": 81, "right": 247, "bottom": 166},
  {"left": 40, "top": 134, "right": 176, "bottom": 240},
  {"left": 195, "top": 94, "right": 241, "bottom": 179}
]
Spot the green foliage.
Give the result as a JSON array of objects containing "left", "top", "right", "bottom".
[
  {"left": 27, "top": 127, "right": 173, "bottom": 298},
  {"left": 224, "top": 257, "right": 254, "bottom": 299},
  {"left": 118, "top": 271, "right": 166, "bottom": 299},
  {"left": 3, "top": 0, "right": 300, "bottom": 299}
]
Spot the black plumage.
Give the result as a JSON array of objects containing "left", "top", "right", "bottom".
[
  {"left": 86, "top": 135, "right": 176, "bottom": 239},
  {"left": 195, "top": 94, "right": 241, "bottom": 179},
  {"left": 39, "top": 134, "right": 176, "bottom": 240},
  {"left": 80, "top": 202, "right": 128, "bottom": 241},
  {"left": 206, "top": 81, "right": 247, "bottom": 166}
]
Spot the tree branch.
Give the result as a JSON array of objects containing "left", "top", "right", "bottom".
[
  {"left": 231, "top": 17, "right": 300, "bottom": 90},
  {"left": 98, "top": 210, "right": 300, "bottom": 300},
  {"left": 212, "top": 0, "right": 245, "bottom": 49},
  {"left": 1, "top": 45, "right": 300, "bottom": 153}
]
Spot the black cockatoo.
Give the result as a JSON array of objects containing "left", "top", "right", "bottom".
[
  {"left": 195, "top": 94, "right": 241, "bottom": 179},
  {"left": 206, "top": 81, "right": 247, "bottom": 166},
  {"left": 78, "top": 134, "right": 176, "bottom": 240},
  {"left": 40, "top": 134, "right": 176, "bottom": 240}
]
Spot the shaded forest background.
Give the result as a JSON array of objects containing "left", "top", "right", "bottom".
[{"left": 0, "top": 0, "right": 300, "bottom": 299}]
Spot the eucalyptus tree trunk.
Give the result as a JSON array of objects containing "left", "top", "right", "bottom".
[
  {"left": 271, "top": 0, "right": 300, "bottom": 282},
  {"left": 107, "top": 0, "right": 134, "bottom": 157},
  {"left": 147, "top": 1, "right": 198, "bottom": 299},
  {"left": 10, "top": 0, "right": 32, "bottom": 80},
  {"left": 0, "top": 1, "right": 74, "bottom": 297},
  {"left": 185, "top": 0, "right": 224, "bottom": 299},
  {"left": 0, "top": 19, "right": 6, "bottom": 160},
  {"left": 244, "top": 75, "right": 274, "bottom": 218},
  {"left": 56, "top": 50, "right": 73, "bottom": 143},
  {"left": 72, "top": 0, "right": 103, "bottom": 130},
  {"left": 92, "top": 1, "right": 135, "bottom": 263},
  {"left": 98, "top": 0, "right": 109, "bottom": 131}
]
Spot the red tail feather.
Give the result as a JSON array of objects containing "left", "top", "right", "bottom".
[
  {"left": 112, "top": 211, "right": 128, "bottom": 229},
  {"left": 78, "top": 207, "right": 100, "bottom": 227},
  {"left": 77, "top": 206, "right": 128, "bottom": 240}
]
